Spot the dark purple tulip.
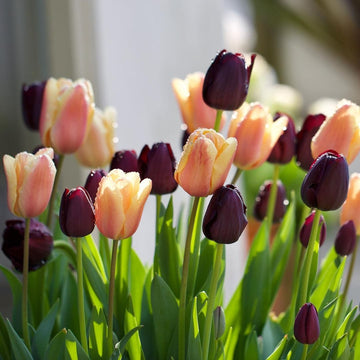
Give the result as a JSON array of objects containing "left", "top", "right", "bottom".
[
  {"left": 267, "top": 113, "right": 296, "bottom": 164},
  {"left": 202, "top": 50, "right": 256, "bottom": 111},
  {"left": 299, "top": 210, "right": 326, "bottom": 248},
  {"left": 301, "top": 150, "right": 349, "bottom": 211},
  {"left": 334, "top": 220, "right": 357, "bottom": 256},
  {"left": 181, "top": 129, "right": 190, "bottom": 149},
  {"left": 203, "top": 184, "right": 248, "bottom": 244},
  {"left": 253, "top": 180, "right": 288, "bottom": 223},
  {"left": 2, "top": 219, "right": 53, "bottom": 272},
  {"left": 84, "top": 169, "right": 107, "bottom": 203},
  {"left": 59, "top": 187, "right": 95, "bottom": 237},
  {"left": 296, "top": 114, "right": 326, "bottom": 171},
  {"left": 110, "top": 150, "right": 138, "bottom": 172},
  {"left": 21, "top": 81, "right": 47, "bottom": 131},
  {"left": 138, "top": 142, "right": 178, "bottom": 195},
  {"left": 294, "top": 303, "right": 320, "bottom": 344}
]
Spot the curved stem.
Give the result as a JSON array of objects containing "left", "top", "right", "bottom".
[
  {"left": 46, "top": 154, "right": 65, "bottom": 228},
  {"left": 76, "top": 237, "right": 88, "bottom": 354},
  {"left": 298, "top": 209, "right": 321, "bottom": 306},
  {"left": 231, "top": 168, "right": 242, "bottom": 185},
  {"left": 214, "top": 110, "right": 223, "bottom": 132},
  {"left": 266, "top": 164, "right": 280, "bottom": 229},
  {"left": 202, "top": 243, "right": 224, "bottom": 360},
  {"left": 178, "top": 196, "right": 201, "bottom": 360},
  {"left": 22, "top": 218, "right": 31, "bottom": 349},
  {"left": 108, "top": 239, "right": 119, "bottom": 355}
]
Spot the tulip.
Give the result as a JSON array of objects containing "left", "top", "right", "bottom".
[
  {"left": 253, "top": 180, "right": 288, "bottom": 223},
  {"left": 32, "top": 145, "right": 60, "bottom": 168},
  {"left": 311, "top": 100, "right": 360, "bottom": 164},
  {"left": 301, "top": 150, "right": 349, "bottom": 211},
  {"left": 110, "top": 150, "right": 138, "bottom": 173},
  {"left": 21, "top": 81, "right": 47, "bottom": 130},
  {"left": 59, "top": 187, "right": 95, "bottom": 237},
  {"left": 172, "top": 72, "right": 225, "bottom": 132},
  {"left": 334, "top": 220, "right": 356, "bottom": 256},
  {"left": 138, "top": 142, "right": 178, "bottom": 195},
  {"left": 2, "top": 219, "right": 53, "bottom": 272},
  {"left": 94, "top": 169, "right": 152, "bottom": 240},
  {"left": 202, "top": 50, "right": 256, "bottom": 110},
  {"left": 228, "top": 102, "right": 288, "bottom": 170},
  {"left": 174, "top": 128, "right": 237, "bottom": 197},
  {"left": 3, "top": 148, "right": 56, "bottom": 218},
  {"left": 84, "top": 169, "right": 107, "bottom": 203},
  {"left": 296, "top": 114, "right": 326, "bottom": 171},
  {"left": 299, "top": 210, "right": 326, "bottom": 248},
  {"left": 76, "top": 107, "right": 117, "bottom": 168},
  {"left": 340, "top": 173, "right": 360, "bottom": 234},
  {"left": 39, "top": 77, "right": 95, "bottom": 154},
  {"left": 267, "top": 112, "right": 296, "bottom": 164},
  {"left": 202, "top": 184, "right": 247, "bottom": 244},
  {"left": 294, "top": 303, "right": 320, "bottom": 344}
]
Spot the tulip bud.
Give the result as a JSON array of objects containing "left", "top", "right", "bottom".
[
  {"left": 2, "top": 219, "right": 53, "bottom": 272},
  {"left": 253, "top": 180, "right": 288, "bottom": 223},
  {"left": 334, "top": 220, "right": 357, "bottom": 256},
  {"left": 299, "top": 210, "right": 326, "bottom": 248},
  {"left": 294, "top": 303, "right": 320, "bottom": 344},
  {"left": 110, "top": 150, "right": 138, "bottom": 173},
  {"left": 203, "top": 50, "right": 256, "bottom": 111},
  {"left": 267, "top": 112, "right": 296, "bottom": 164},
  {"left": 296, "top": 114, "right": 326, "bottom": 171},
  {"left": 84, "top": 169, "right": 107, "bottom": 203},
  {"left": 138, "top": 143, "right": 178, "bottom": 195},
  {"left": 22, "top": 81, "right": 47, "bottom": 131},
  {"left": 202, "top": 184, "right": 247, "bottom": 244},
  {"left": 301, "top": 150, "right": 349, "bottom": 211},
  {"left": 59, "top": 187, "right": 95, "bottom": 237},
  {"left": 174, "top": 128, "right": 237, "bottom": 197},
  {"left": 32, "top": 145, "right": 60, "bottom": 168},
  {"left": 213, "top": 306, "right": 225, "bottom": 340}
]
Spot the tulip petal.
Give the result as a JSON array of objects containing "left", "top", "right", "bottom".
[{"left": 3, "top": 155, "right": 17, "bottom": 215}]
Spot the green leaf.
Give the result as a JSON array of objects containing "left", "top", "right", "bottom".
[
  {"left": 244, "top": 330, "right": 260, "bottom": 360},
  {"left": 328, "top": 334, "right": 351, "bottom": 360},
  {"left": 88, "top": 307, "right": 108, "bottom": 360},
  {"left": 265, "top": 335, "right": 288, "bottom": 360},
  {"left": 0, "top": 314, "right": 11, "bottom": 360},
  {"left": 111, "top": 325, "right": 144, "bottom": 360},
  {"left": 187, "top": 296, "right": 202, "bottom": 360},
  {"left": 151, "top": 274, "right": 178, "bottom": 360},
  {"left": 31, "top": 300, "right": 60, "bottom": 360},
  {"left": 336, "top": 307, "right": 358, "bottom": 341},
  {"left": 5, "top": 319, "right": 33, "bottom": 360},
  {"left": 99, "top": 234, "right": 111, "bottom": 277},
  {"left": 82, "top": 235, "right": 107, "bottom": 280}
]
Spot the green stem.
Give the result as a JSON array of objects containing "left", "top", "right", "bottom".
[
  {"left": 266, "top": 164, "right": 280, "bottom": 230},
  {"left": 108, "top": 239, "right": 119, "bottom": 354},
  {"left": 298, "top": 209, "right": 321, "bottom": 306},
  {"left": 214, "top": 110, "right": 223, "bottom": 132},
  {"left": 301, "top": 344, "right": 308, "bottom": 360},
  {"left": 76, "top": 237, "right": 88, "bottom": 354},
  {"left": 46, "top": 154, "right": 65, "bottom": 228},
  {"left": 202, "top": 243, "right": 224, "bottom": 360},
  {"left": 22, "top": 218, "right": 31, "bottom": 349},
  {"left": 231, "top": 168, "right": 242, "bottom": 185},
  {"left": 178, "top": 196, "right": 201, "bottom": 360},
  {"left": 154, "top": 194, "right": 161, "bottom": 274}
]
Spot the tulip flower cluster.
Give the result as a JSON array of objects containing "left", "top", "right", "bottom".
[{"left": 1, "top": 49, "right": 360, "bottom": 360}]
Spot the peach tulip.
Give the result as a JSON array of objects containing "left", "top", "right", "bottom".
[
  {"left": 340, "top": 173, "right": 360, "bottom": 235},
  {"left": 39, "top": 77, "right": 95, "bottom": 154},
  {"left": 311, "top": 100, "right": 360, "bottom": 164},
  {"left": 94, "top": 169, "right": 152, "bottom": 240},
  {"left": 3, "top": 148, "right": 56, "bottom": 218},
  {"left": 76, "top": 107, "right": 117, "bottom": 168},
  {"left": 228, "top": 102, "right": 288, "bottom": 170},
  {"left": 174, "top": 128, "right": 237, "bottom": 197},
  {"left": 172, "top": 73, "right": 225, "bottom": 133}
]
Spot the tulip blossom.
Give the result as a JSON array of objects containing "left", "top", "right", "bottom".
[
  {"left": 2, "top": 219, "right": 53, "bottom": 272},
  {"left": 76, "top": 107, "right": 117, "bottom": 168},
  {"left": 228, "top": 102, "right": 288, "bottom": 170},
  {"left": 202, "top": 50, "right": 256, "bottom": 110},
  {"left": 311, "top": 100, "right": 360, "bottom": 164},
  {"left": 340, "top": 173, "right": 360, "bottom": 234},
  {"left": 334, "top": 220, "right": 356, "bottom": 256},
  {"left": 301, "top": 151, "right": 349, "bottom": 211},
  {"left": 3, "top": 148, "right": 56, "bottom": 218},
  {"left": 94, "top": 169, "right": 152, "bottom": 240},
  {"left": 59, "top": 187, "right": 95, "bottom": 237},
  {"left": 294, "top": 303, "right": 320, "bottom": 344},
  {"left": 174, "top": 128, "right": 237, "bottom": 197},
  {"left": 299, "top": 210, "right": 326, "bottom": 248},
  {"left": 172, "top": 72, "right": 225, "bottom": 132},
  {"left": 110, "top": 150, "right": 138, "bottom": 173},
  {"left": 138, "top": 142, "right": 178, "bottom": 195},
  {"left": 84, "top": 169, "right": 107, "bottom": 203},
  {"left": 39, "top": 77, "right": 95, "bottom": 154}
]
